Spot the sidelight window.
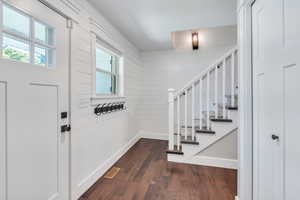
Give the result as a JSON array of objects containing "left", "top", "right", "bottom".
[{"left": 0, "top": 3, "right": 55, "bottom": 67}]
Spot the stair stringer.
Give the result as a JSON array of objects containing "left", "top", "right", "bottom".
[{"left": 168, "top": 110, "right": 238, "bottom": 162}]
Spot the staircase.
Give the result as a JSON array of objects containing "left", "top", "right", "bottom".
[{"left": 166, "top": 47, "right": 238, "bottom": 167}]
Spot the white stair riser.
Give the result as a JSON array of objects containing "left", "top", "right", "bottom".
[{"left": 180, "top": 110, "right": 238, "bottom": 157}]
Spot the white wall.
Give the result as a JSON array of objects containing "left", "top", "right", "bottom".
[
  {"left": 139, "top": 44, "right": 236, "bottom": 138},
  {"left": 199, "top": 130, "right": 238, "bottom": 159},
  {"left": 43, "top": 1, "right": 142, "bottom": 199}
]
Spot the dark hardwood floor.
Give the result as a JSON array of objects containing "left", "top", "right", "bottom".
[{"left": 79, "top": 139, "right": 237, "bottom": 200}]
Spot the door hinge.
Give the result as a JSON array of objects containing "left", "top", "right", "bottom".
[{"left": 61, "top": 124, "right": 71, "bottom": 133}]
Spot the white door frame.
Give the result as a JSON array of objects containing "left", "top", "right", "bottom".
[{"left": 237, "top": 0, "right": 256, "bottom": 200}]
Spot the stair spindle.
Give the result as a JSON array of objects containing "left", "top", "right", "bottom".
[
  {"left": 214, "top": 66, "right": 218, "bottom": 118},
  {"left": 177, "top": 95, "right": 181, "bottom": 149},
  {"left": 199, "top": 78, "right": 203, "bottom": 129},
  {"left": 231, "top": 52, "right": 235, "bottom": 107},
  {"left": 184, "top": 89, "right": 188, "bottom": 140},
  {"left": 206, "top": 72, "right": 210, "bottom": 129},
  {"left": 191, "top": 84, "right": 195, "bottom": 140},
  {"left": 222, "top": 59, "right": 227, "bottom": 118}
]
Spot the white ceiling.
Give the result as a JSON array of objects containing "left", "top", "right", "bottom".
[{"left": 87, "top": 0, "right": 237, "bottom": 51}]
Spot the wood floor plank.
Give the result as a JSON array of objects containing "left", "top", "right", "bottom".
[{"left": 79, "top": 139, "right": 237, "bottom": 200}]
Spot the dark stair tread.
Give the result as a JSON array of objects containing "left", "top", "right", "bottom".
[
  {"left": 227, "top": 106, "right": 238, "bottom": 110},
  {"left": 181, "top": 125, "right": 200, "bottom": 129},
  {"left": 166, "top": 145, "right": 184, "bottom": 155},
  {"left": 196, "top": 129, "right": 216, "bottom": 134},
  {"left": 166, "top": 150, "right": 184, "bottom": 155},
  {"left": 180, "top": 136, "right": 199, "bottom": 145},
  {"left": 181, "top": 140, "right": 199, "bottom": 145},
  {"left": 210, "top": 118, "right": 233, "bottom": 122}
]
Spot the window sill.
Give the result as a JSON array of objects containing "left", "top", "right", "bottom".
[{"left": 91, "top": 96, "right": 126, "bottom": 106}]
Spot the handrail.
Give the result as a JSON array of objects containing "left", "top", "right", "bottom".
[{"left": 174, "top": 46, "right": 238, "bottom": 97}]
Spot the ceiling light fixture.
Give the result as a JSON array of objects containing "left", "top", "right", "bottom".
[{"left": 192, "top": 32, "right": 199, "bottom": 50}]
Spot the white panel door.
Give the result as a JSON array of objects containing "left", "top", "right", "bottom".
[
  {"left": 283, "top": 65, "right": 300, "bottom": 200},
  {"left": 0, "top": 82, "right": 7, "bottom": 200},
  {"left": 0, "top": 1, "right": 70, "bottom": 200},
  {"left": 282, "top": 0, "right": 300, "bottom": 199},
  {"left": 252, "top": 0, "right": 300, "bottom": 200}
]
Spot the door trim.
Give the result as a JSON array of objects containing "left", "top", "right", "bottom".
[
  {"left": 37, "top": 0, "right": 78, "bottom": 23},
  {"left": 237, "top": 0, "right": 256, "bottom": 200}
]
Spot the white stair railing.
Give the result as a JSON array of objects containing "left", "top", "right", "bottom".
[{"left": 168, "top": 47, "right": 238, "bottom": 152}]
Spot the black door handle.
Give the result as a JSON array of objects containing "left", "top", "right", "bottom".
[
  {"left": 61, "top": 125, "right": 71, "bottom": 133},
  {"left": 271, "top": 134, "right": 279, "bottom": 140}
]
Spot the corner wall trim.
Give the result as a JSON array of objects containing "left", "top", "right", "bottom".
[
  {"left": 73, "top": 134, "right": 141, "bottom": 199},
  {"left": 168, "top": 155, "right": 238, "bottom": 170},
  {"left": 138, "top": 130, "right": 168, "bottom": 141}
]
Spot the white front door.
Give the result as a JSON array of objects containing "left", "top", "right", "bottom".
[
  {"left": 252, "top": 0, "right": 300, "bottom": 200},
  {"left": 0, "top": 1, "right": 70, "bottom": 200}
]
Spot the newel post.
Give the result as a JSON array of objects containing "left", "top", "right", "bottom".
[{"left": 168, "top": 88, "right": 175, "bottom": 150}]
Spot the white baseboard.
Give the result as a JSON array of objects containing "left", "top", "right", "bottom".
[
  {"left": 73, "top": 134, "right": 141, "bottom": 200},
  {"left": 235, "top": 196, "right": 239, "bottom": 200},
  {"left": 138, "top": 130, "right": 168, "bottom": 140},
  {"left": 168, "top": 155, "right": 238, "bottom": 170}
]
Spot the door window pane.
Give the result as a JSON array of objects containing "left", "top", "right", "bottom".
[
  {"left": 34, "top": 46, "right": 46, "bottom": 66},
  {"left": 3, "top": 4, "right": 30, "bottom": 37},
  {"left": 34, "top": 21, "right": 54, "bottom": 45},
  {"left": 96, "top": 71, "right": 115, "bottom": 94},
  {"left": 1, "top": 3, "right": 56, "bottom": 67},
  {"left": 2, "top": 34, "right": 30, "bottom": 63},
  {"left": 96, "top": 48, "right": 112, "bottom": 72},
  {"left": 34, "top": 22, "right": 46, "bottom": 43},
  {"left": 47, "top": 49, "right": 55, "bottom": 68}
]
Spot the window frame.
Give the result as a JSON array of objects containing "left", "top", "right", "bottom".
[
  {"left": 0, "top": 2, "right": 56, "bottom": 67},
  {"left": 95, "top": 43, "right": 120, "bottom": 96}
]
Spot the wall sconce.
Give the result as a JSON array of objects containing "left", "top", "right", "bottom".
[{"left": 192, "top": 32, "right": 199, "bottom": 50}]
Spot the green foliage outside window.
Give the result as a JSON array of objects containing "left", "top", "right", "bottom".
[{"left": 3, "top": 47, "right": 30, "bottom": 63}]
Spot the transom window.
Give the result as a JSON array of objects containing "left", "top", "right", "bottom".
[
  {"left": 95, "top": 46, "right": 119, "bottom": 95},
  {"left": 0, "top": 3, "right": 55, "bottom": 67}
]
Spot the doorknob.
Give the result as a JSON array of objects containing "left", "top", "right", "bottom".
[{"left": 271, "top": 134, "right": 279, "bottom": 141}]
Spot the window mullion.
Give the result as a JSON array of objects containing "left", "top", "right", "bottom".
[
  {"left": 45, "top": 46, "right": 49, "bottom": 67},
  {"left": 30, "top": 16, "right": 35, "bottom": 65},
  {"left": 33, "top": 39, "right": 55, "bottom": 49},
  {"left": 115, "top": 74, "right": 119, "bottom": 95},
  {"left": 114, "top": 74, "right": 118, "bottom": 94},
  {"left": 46, "top": 24, "right": 49, "bottom": 47},
  {"left": 96, "top": 68, "right": 116, "bottom": 76},
  {"left": 2, "top": 29, "right": 31, "bottom": 42}
]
